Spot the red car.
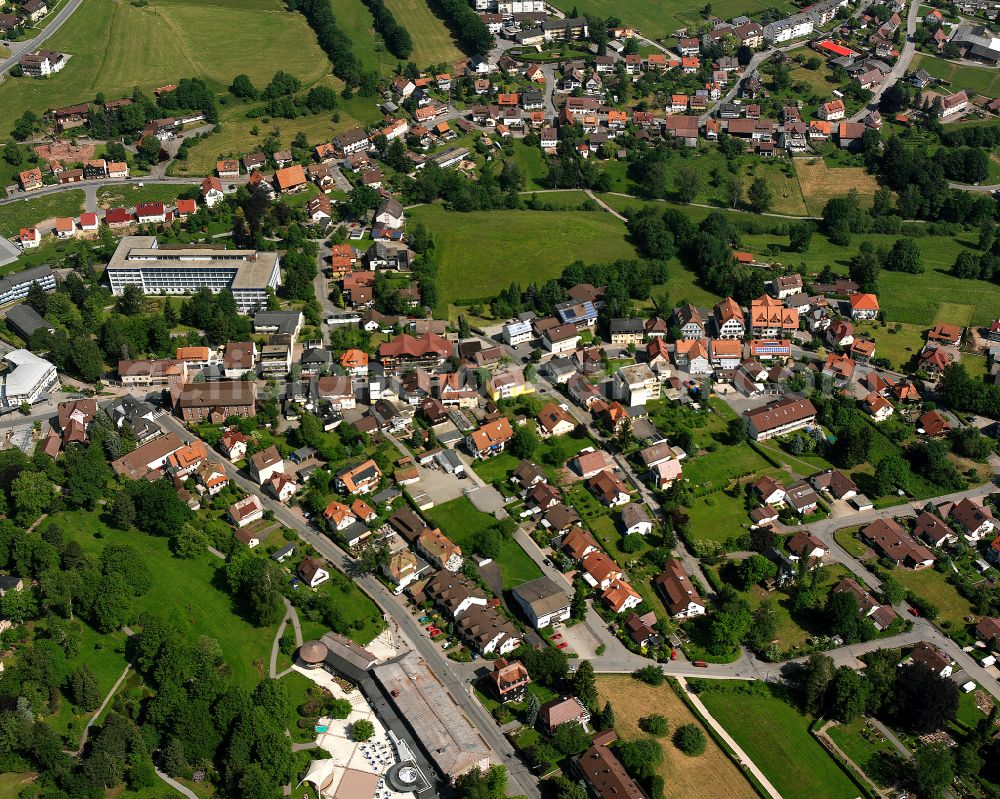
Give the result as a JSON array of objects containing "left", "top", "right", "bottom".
[
  {"left": 693, "top": 660, "right": 708, "bottom": 668},
  {"left": 426, "top": 624, "right": 437, "bottom": 632},
  {"left": 557, "top": 642, "right": 569, "bottom": 649},
  {"left": 907, "top": 607, "right": 920, "bottom": 617},
  {"left": 670, "top": 649, "right": 677, "bottom": 660},
  {"left": 551, "top": 633, "right": 562, "bottom": 640}
]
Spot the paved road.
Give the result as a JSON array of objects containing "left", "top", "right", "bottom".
[
  {"left": 154, "top": 410, "right": 542, "bottom": 799},
  {"left": 0, "top": 0, "right": 86, "bottom": 79},
  {"left": 849, "top": 0, "right": 920, "bottom": 122},
  {"left": 154, "top": 770, "right": 194, "bottom": 799},
  {"left": 0, "top": 176, "right": 204, "bottom": 207}
]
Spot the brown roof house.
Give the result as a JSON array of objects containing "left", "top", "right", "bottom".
[
  {"left": 654, "top": 559, "right": 706, "bottom": 619},
  {"left": 488, "top": 658, "right": 531, "bottom": 702}
]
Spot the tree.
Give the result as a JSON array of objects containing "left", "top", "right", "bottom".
[
  {"left": 551, "top": 721, "right": 591, "bottom": 756},
  {"left": 509, "top": 425, "right": 538, "bottom": 459},
  {"left": 351, "top": 719, "right": 375, "bottom": 741},
  {"left": 573, "top": 660, "right": 598, "bottom": 711},
  {"left": 737, "top": 554, "right": 777, "bottom": 590},
  {"left": 884, "top": 237, "right": 924, "bottom": 273},
  {"left": 747, "top": 600, "right": 779, "bottom": 652},
  {"left": 873, "top": 454, "right": 908, "bottom": 497},
  {"left": 788, "top": 221, "right": 813, "bottom": 252},
  {"left": 912, "top": 742, "right": 955, "bottom": 799},
  {"left": 70, "top": 665, "right": 101, "bottom": 711},
  {"left": 639, "top": 714, "right": 669, "bottom": 735},
  {"left": 616, "top": 738, "right": 663, "bottom": 778},
  {"left": 802, "top": 653, "right": 835, "bottom": 715},
  {"left": 454, "top": 765, "right": 507, "bottom": 799},
  {"left": 594, "top": 700, "right": 614, "bottom": 731},
  {"left": 830, "top": 666, "right": 869, "bottom": 722},
  {"left": 674, "top": 723, "right": 706, "bottom": 756},
  {"left": 881, "top": 575, "right": 906, "bottom": 605},
  {"left": 708, "top": 592, "right": 752, "bottom": 654},
  {"left": 523, "top": 693, "right": 541, "bottom": 726},
  {"left": 63, "top": 443, "right": 111, "bottom": 510},
  {"left": 747, "top": 177, "right": 773, "bottom": 213},
  {"left": 675, "top": 165, "right": 701, "bottom": 204},
  {"left": 634, "top": 665, "right": 664, "bottom": 686},
  {"left": 895, "top": 663, "right": 958, "bottom": 733},
  {"left": 11, "top": 471, "right": 55, "bottom": 526},
  {"left": 825, "top": 589, "right": 863, "bottom": 643},
  {"left": 171, "top": 524, "right": 207, "bottom": 559}
]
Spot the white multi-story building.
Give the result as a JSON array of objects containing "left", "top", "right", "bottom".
[
  {"left": 503, "top": 320, "right": 532, "bottom": 346},
  {"left": 0, "top": 264, "right": 55, "bottom": 306},
  {"left": 106, "top": 236, "right": 280, "bottom": 314},
  {"left": 2, "top": 350, "right": 57, "bottom": 406}
]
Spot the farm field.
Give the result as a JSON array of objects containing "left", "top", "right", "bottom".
[
  {"left": 595, "top": 675, "right": 758, "bottom": 799},
  {"left": 697, "top": 681, "right": 861, "bottom": 799},
  {"left": 0, "top": 0, "right": 332, "bottom": 138},
  {"left": 425, "top": 496, "right": 542, "bottom": 589},
  {"left": 0, "top": 190, "right": 86, "bottom": 237},
  {"left": 910, "top": 53, "right": 1000, "bottom": 96},
  {"left": 795, "top": 159, "right": 881, "bottom": 216},
  {"left": 407, "top": 203, "right": 638, "bottom": 310},
  {"left": 383, "top": 0, "right": 462, "bottom": 68}
]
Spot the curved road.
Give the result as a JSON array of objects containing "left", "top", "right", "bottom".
[
  {"left": 849, "top": 0, "right": 920, "bottom": 122},
  {"left": 0, "top": 0, "right": 86, "bottom": 79}
]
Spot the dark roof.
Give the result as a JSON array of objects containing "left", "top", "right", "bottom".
[{"left": 6, "top": 304, "right": 52, "bottom": 338}]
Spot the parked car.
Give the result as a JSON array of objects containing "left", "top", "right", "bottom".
[
  {"left": 907, "top": 607, "right": 920, "bottom": 617},
  {"left": 557, "top": 642, "right": 568, "bottom": 649},
  {"left": 693, "top": 660, "right": 708, "bottom": 668}
]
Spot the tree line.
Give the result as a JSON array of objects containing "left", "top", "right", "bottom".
[
  {"left": 361, "top": 0, "right": 413, "bottom": 59},
  {"left": 287, "top": 0, "right": 380, "bottom": 94},
  {"left": 430, "top": 0, "right": 493, "bottom": 55}
]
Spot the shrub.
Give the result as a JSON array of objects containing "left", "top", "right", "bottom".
[
  {"left": 674, "top": 723, "right": 707, "bottom": 756},
  {"left": 639, "top": 714, "right": 669, "bottom": 736},
  {"left": 634, "top": 665, "right": 665, "bottom": 686}
]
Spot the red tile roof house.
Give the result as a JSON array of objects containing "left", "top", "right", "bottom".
[
  {"left": 940, "top": 497, "right": 995, "bottom": 543},
  {"left": 580, "top": 551, "right": 623, "bottom": 590},
  {"left": 571, "top": 449, "right": 608, "bottom": 479},
  {"left": 833, "top": 578, "right": 899, "bottom": 630},
  {"left": 227, "top": 494, "right": 264, "bottom": 528},
  {"left": 538, "top": 696, "right": 590, "bottom": 735}
]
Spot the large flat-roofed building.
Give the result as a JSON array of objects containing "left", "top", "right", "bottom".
[
  {"left": 372, "top": 651, "right": 494, "bottom": 781},
  {"left": 2, "top": 350, "right": 57, "bottom": 406},
  {"left": 0, "top": 265, "right": 55, "bottom": 307},
  {"left": 106, "top": 236, "right": 280, "bottom": 314}
]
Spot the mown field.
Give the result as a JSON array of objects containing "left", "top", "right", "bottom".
[
  {"left": 910, "top": 53, "right": 1000, "bottom": 96},
  {"left": 383, "top": 0, "right": 462, "bottom": 68},
  {"left": 0, "top": 0, "right": 331, "bottom": 137},
  {"left": 407, "top": 203, "right": 639, "bottom": 310},
  {"left": 96, "top": 182, "right": 192, "bottom": 208},
  {"left": 0, "top": 190, "right": 86, "bottom": 237},
  {"left": 795, "top": 159, "right": 881, "bottom": 216},
  {"left": 698, "top": 681, "right": 861, "bottom": 799},
  {"left": 595, "top": 676, "right": 758, "bottom": 799}
]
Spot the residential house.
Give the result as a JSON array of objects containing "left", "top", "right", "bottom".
[
  {"left": 249, "top": 445, "right": 284, "bottom": 484},
  {"left": 654, "top": 559, "right": 706, "bottom": 618},
  {"left": 743, "top": 397, "right": 817, "bottom": 440},
  {"left": 861, "top": 518, "right": 935, "bottom": 569},
  {"left": 587, "top": 470, "right": 631, "bottom": 507},
  {"left": 539, "top": 697, "right": 591, "bottom": 735},
  {"left": 466, "top": 417, "right": 514, "bottom": 459},
  {"left": 228, "top": 495, "right": 264, "bottom": 528},
  {"left": 335, "top": 459, "right": 382, "bottom": 495},
  {"left": 621, "top": 503, "right": 652, "bottom": 536},
  {"left": 511, "top": 576, "right": 571, "bottom": 628},
  {"left": 833, "top": 578, "right": 899, "bottom": 630},
  {"left": 488, "top": 658, "right": 532, "bottom": 703},
  {"left": 297, "top": 557, "right": 330, "bottom": 588}
]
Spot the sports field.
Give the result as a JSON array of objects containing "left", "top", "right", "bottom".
[
  {"left": 406, "top": 203, "right": 638, "bottom": 309},
  {"left": 697, "top": 681, "right": 861, "bottom": 799},
  {"left": 595, "top": 676, "right": 758, "bottom": 799},
  {"left": 910, "top": 53, "right": 1000, "bottom": 96},
  {"left": 795, "top": 159, "right": 881, "bottom": 216},
  {"left": 0, "top": 0, "right": 331, "bottom": 137}
]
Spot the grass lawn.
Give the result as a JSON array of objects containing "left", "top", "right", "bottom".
[
  {"left": 407, "top": 204, "right": 638, "bottom": 310},
  {"left": 0, "top": 774, "right": 37, "bottom": 799},
  {"left": 425, "top": 496, "right": 542, "bottom": 589},
  {"left": 891, "top": 565, "right": 974, "bottom": 629},
  {"left": 472, "top": 452, "right": 520, "bottom": 486},
  {"left": 595, "top": 676, "right": 758, "bottom": 799},
  {"left": 46, "top": 510, "right": 276, "bottom": 690},
  {"left": 698, "top": 681, "right": 861, "bottom": 799},
  {"left": 911, "top": 53, "right": 1000, "bottom": 96},
  {"left": 855, "top": 320, "right": 926, "bottom": 372},
  {"left": 826, "top": 718, "right": 898, "bottom": 786},
  {"left": 834, "top": 527, "right": 867, "bottom": 558},
  {"left": 333, "top": 0, "right": 398, "bottom": 76},
  {"left": 0, "top": 190, "right": 86, "bottom": 237},
  {"left": 956, "top": 683, "right": 995, "bottom": 730},
  {"left": 0, "top": 0, "right": 332, "bottom": 138},
  {"left": 96, "top": 183, "right": 192, "bottom": 208},
  {"left": 383, "top": 0, "right": 462, "bottom": 68}
]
